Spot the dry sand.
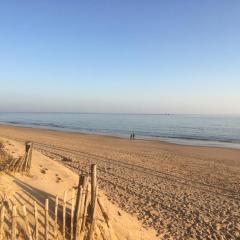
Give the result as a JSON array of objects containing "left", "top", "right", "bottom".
[
  {"left": 0, "top": 124, "right": 240, "bottom": 239},
  {"left": 0, "top": 137, "right": 157, "bottom": 240}
]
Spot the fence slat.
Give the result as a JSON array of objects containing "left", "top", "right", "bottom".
[
  {"left": 78, "top": 176, "right": 88, "bottom": 234},
  {"left": 22, "top": 205, "right": 33, "bottom": 240},
  {"left": 91, "top": 164, "right": 97, "bottom": 212},
  {"left": 11, "top": 205, "right": 17, "bottom": 240},
  {"left": 76, "top": 187, "right": 83, "bottom": 238},
  {"left": 63, "top": 190, "right": 68, "bottom": 240},
  {"left": 27, "top": 142, "right": 33, "bottom": 172},
  {"left": 73, "top": 174, "right": 84, "bottom": 240},
  {"left": 0, "top": 206, "right": 5, "bottom": 240},
  {"left": 45, "top": 199, "right": 49, "bottom": 240},
  {"left": 34, "top": 201, "right": 38, "bottom": 240},
  {"left": 71, "top": 188, "right": 75, "bottom": 240},
  {"left": 24, "top": 142, "right": 31, "bottom": 172},
  {"left": 7, "top": 157, "right": 19, "bottom": 171},
  {"left": 87, "top": 186, "right": 98, "bottom": 240},
  {"left": 12, "top": 157, "right": 22, "bottom": 172},
  {"left": 16, "top": 154, "right": 26, "bottom": 173},
  {"left": 81, "top": 184, "right": 90, "bottom": 232},
  {"left": 74, "top": 186, "right": 83, "bottom": 240},
  {"left": 54, "top": 195, "right": 59, "bottom": 237}
]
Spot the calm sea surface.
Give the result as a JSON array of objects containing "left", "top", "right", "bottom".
[{"left": 0, "top": 113, "right": 240, "bottom": 149}]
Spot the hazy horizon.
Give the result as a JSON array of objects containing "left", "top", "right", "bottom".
[
  {"left": 1, "top": 1, "right": 240, "bottom": 114},
  {"left": 1, "top": 112, "right": 240, "bottom": 116}
]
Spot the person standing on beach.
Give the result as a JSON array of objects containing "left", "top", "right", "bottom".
[
  {"left": 130, "top": 133, "right": 133, "bottom": 140},
  {"left": 132, "top": 132, "right": 135, "bottom": 140}
]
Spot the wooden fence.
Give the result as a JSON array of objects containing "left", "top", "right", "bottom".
[
  {"left": 0, "top": 164, "right": 117, "bottom": 240},
  {"left": 3, "top": 141, "right": 33, "bottom": 174}
]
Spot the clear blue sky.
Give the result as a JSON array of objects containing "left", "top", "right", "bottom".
[{"left": 0, "top": 1, "right": 239, "bottom": 114}]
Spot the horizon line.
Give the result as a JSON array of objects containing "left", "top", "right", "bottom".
[{"left": 0, "top": 112, "right": 240, "bottom": 116}]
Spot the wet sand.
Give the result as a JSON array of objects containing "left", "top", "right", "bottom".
[{"left": 0, "top": 124, "right": 240, "bottom": 239}]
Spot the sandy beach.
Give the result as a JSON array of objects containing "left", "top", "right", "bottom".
[
  {"left": 0, "top": 136, "right": 158, "bottom": 240},
  {"left": 1, "top": 124, "right": 240, "bottom": 239}
]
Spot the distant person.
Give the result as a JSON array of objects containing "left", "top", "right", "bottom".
[
  {"left": 130, "top": 133, "right": 132, "bottom": 140},
  {"left": 132, "top": 132, "right": 135, "bottom": 140}
]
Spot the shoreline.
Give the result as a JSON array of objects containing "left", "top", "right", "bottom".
[
  {"left": 1, "top": 122, "right": 240, "bottom": 150},
  {"left": 1, "top": 124, "right": 240, "bottom": 164}
]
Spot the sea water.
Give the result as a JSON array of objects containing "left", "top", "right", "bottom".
[{"left": 0, "top": 113, "right": 240, "bottom": 149}]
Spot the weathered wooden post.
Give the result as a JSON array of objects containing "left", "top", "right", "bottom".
[
  {"left": 78, "top": 176, "right": 88, "bottom": 232},
  {"left": 81, "top": 184, "right": 90, "bottom": 232},
  {"left": 27, "top": 142, "right": 33, "bottom": 172},
  {"left": 87, "top": 186, "right": 98, "bottom": 240},
  {"left": 73, "top": 175, "right": 84, "bottom": 240},
  {"left": 74, "top": 186, "right": 83, "bottom": 240},
  {"left": 24, "top": 141, "right": 33, "bottom": 173}
]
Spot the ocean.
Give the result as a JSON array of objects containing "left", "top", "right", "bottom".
[{"left": 0, "top": 113, "right": 240, "bottom": 149}]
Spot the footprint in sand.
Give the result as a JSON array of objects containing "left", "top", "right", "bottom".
[
  {"left": 56, "top": 176, "right": 62, "bottom": 183},
  {"left": 40, "top": 169, "right": 47, "bottom": 174},
  {"left": 40, "top": 166, "right": 48, "bottom": 174}
]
